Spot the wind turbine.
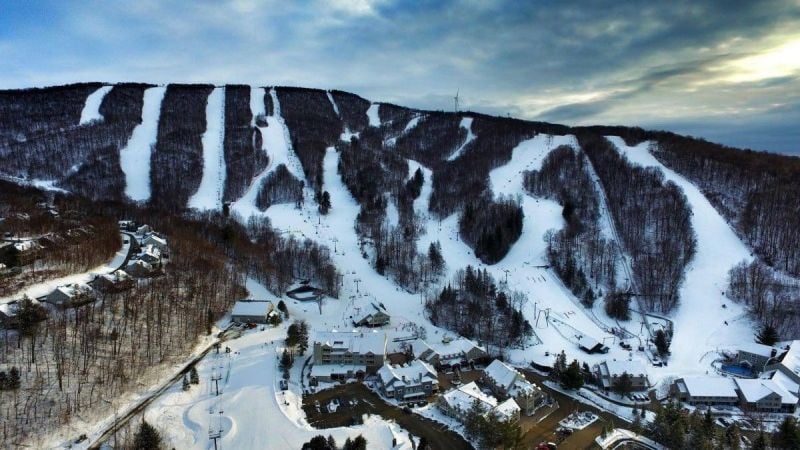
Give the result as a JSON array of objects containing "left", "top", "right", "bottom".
[{"left": 454, "top": 89, "right": 460, "bottom": 113}]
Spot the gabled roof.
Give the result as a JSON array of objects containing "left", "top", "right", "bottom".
[
  {"left": 736, "top": 378, "right": 798, "bottom": 405},
  {"left": 441, "top": 381, "right": 497, "bottom": 413},
  {"left": 739, "top": 342, "right": 778, "bottom": 358},
  {"left": 601, "top": 359, "right": 649, "bottom": 378},
  {"left": 493, "top": 398, "right": 520, "bottom": 420},
  {"left": 231, "top": 300, "right": 272, "bottom": 317},
  {"left": 377, "top": 360, "right": 437, "bottom": 389},
  {"left": 484, "top": 360, "right": 522, "bottom": 391}
]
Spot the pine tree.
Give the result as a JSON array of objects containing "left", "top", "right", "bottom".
[
  {"left": 277, "top": 300, "right": 289, "bottom": 317},
  {"left": 561, "top": 359, "right": 584, "bottom": 389},
  {"left": 326, "top": 434, "right": 337, "bottom": 450},
  {"left": 654, "top": 329, "right": 670, "bottom": 357},
  {"left": 612, "top": 372, "right": 633, "bottom": 396},
  {"left": 280, "top": 349, "right": 293, "bottom": 371},
  {"left": 319, "top": 191, "right": 331, "bottom": 214},
  {"left": 133, "top": 420, "right": 162, "bottom": 450},
  {"left": 428, "top": 242, "right": 444, "bottom": 274},
  {"left": 755, "top": 323, "right": 779, "bottom": 346},
  {"left": 190, "top": 366, "right": 199, "bottom": 384},
  {"left": 751, "top": 431, "right": 768, "bottom": 450},
  {"left": 297, "top": 320, "right": 309, "bottom": 355},
  {"left": 774, "top": 416, "right": 800, "bottom": 450},
  {"left": 182, "top": 375, "right": 190, "bottom": 391}
]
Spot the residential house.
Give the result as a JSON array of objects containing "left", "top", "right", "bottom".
[
  {"left": 45, "top": 283, "right": 95, "bottom": 307},
  {"left": 672, "top": 376, "right": 739, "bottom": 407},
  {"left": 126, "top": 260, "right": 158, "bottom": 278},
  {"left": 376, "top": 360, "right": 438, "bottom": 401},
  {"left": 94, "top": 270, "right": 134, "bottom": 293},
  {"left": 412, "top": 337, "right": 488, "bottom": 369},
  {"left": 231, "top": 300, "right": 274, "bottom": 324},
  {"left": 595, "top": 360, "right": 650, "bottom": 391},
  {"left": 143, "top": 234, "right": 169, "bottom": 257},
  {"left": 482, "top": 359, "right": 545, "bottom": 416},
  {"left": 438, "top": 381, "right": 520, "bottom": 423},
  {"left": 353, "top": 309, "right": 390, "bottom": 328},
  {"left": 310, "top": 330, "right": 387, "bottom": 382},
  {"left": 139, "top": 245, "right": 162, "bottom": 266},
  {"left": 735, "top": 378, "right": 798, "bottom": 413},
  {"left": 737, "top": 342, "right": 779, "bottom": 372}
]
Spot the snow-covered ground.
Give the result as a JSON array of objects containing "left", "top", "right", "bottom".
[
  {"left": 188, "top": 87, "right": 226, "bottom": 211},
  {"left": 446, "top": 117, "right": 475, "bottom": 161},
  {"left": 326, "top": 90, "right": 340, "bottom": 117},
  {"left": 79, "top": 85, "right": 112, "bottom": 125},
  {"left": 119, "top": 86, "right": 167, "bottom": 202},
  {"left": 606, "top": 137, "right": 755, "bottom": 378}
]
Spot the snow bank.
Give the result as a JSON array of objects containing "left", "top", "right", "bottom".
[
  {"left": 188, "top": 87, "right": 226, "bottom": 211},
  {"left": 446, "top": 117, "right": 475, "bottom": 161},
  {"left": 79, "top": 85, "right": 112, "bottom": 125},
  {"left": 607, "top": 136, "right": 755, "bottom": 378},
  {"left": 119, "top": 86, "right": 167, "bottom": 202}
]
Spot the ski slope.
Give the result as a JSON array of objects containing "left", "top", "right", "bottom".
[
  {"left": 366, "top": 103, "right": 380, "bottom": 127},
  {"left": 607, "top": 136, "right": 755, "bottom": 376},
  {"left": 230, "top": 88, "right": 305, "bottom": 219},
  {"left": 446, "top": 117, "right": 476, "bottom": 161},
  {"left": 386, "top": 114, "right": 422, "bottom": 147},
  {"left": 250, "top": 85, "right": 266, "bottom": 122},
  {"left": 326, "top": 90, "right": 340, "bottom": 116},
  {"left": 119, "top": 86, "right": 167, "bottom": 202},
  {"left": 79, "top": 85, "right": 112, "bottom": 125},
  {"left": 188, "top": 87, "right": 226, "bottom": 210}
]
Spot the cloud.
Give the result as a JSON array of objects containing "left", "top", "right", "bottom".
[{"left": 0, "top": 0, "right": 798, "bottom": 154}]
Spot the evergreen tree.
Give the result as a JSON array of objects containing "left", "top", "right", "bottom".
[
  {"left": 725, "top": 423, "right": 742, "bottom": 450},
  {"left": 612, "top": 372, "right": 633, "bottom": 396},
  {"left": 277, "top": 300, "right": 289, "bottom": 317},
  {"left": 302, "top": 435, "right": 333, "bottom": 450},
  {"left": 751, "top": 431, "right": 768, "bottom": 450},
  {"left": 280, "top": 349, "right": 293, "bottom": 371},
  {"left": 326, "top": 434, "right": 337, "bottom": 450},
  {"left": 182, "top": 374, "right": 190, "bottom": 391},
  {"left": 190, "top": 366, "right": 199, "bottom": 384},
  {"left": 654, "top": 329, "right": 670, "bottom": 357},
  {"left": 756, "top": 323, "right": 779, "bottom": 346},
  {"left": 319, "top": 191, "right": 331, "bottom": 214},
  {"left": 0, "top": 371, "right": 7, "bottom": 390},
  {"left": 774, "top": 416, "right": 800, "bottom": 450},
  {"left": 428, "top": 242, "right": 444, "bottom": 275},
  {"left": 561, "top": 359, "right": 584, "bottom": 389},
  {"left": 417, "top": 436, "right": 428, "bottom": 450},
  {"left": 297, "top": 320, "right": 309, "bottom": 356},
  {"left": 133, "top": 420, "right": 162, "bottom": 450},
  {"left": 463, "top": 399, "right": 485, "bottom": 441}
]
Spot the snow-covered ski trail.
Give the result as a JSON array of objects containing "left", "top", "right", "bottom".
[
  {"left": 230, "top": 87, "right": 305, "bottom": 219},
  {"left": 446, "top": 117, "right": 475, "bottom": 161},
  {"left": 188, "top": 87, "right": 226, "bottom": 211},
  {"left": 607, "top": 136, "right": 754, "bottom": 375},
  {"left": 79, "top": 85, "right": 113, "bottom": 125},
  {"left": 326, "top": 90, "right": 340, "bottom": 117},
  {"left": 119, "top": 86, "right": 167, "bottom": 202},
  {"left": 366, "top": 103, "right": 380, "bottom": 127}
]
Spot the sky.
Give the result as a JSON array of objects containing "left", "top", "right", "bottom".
[{"left": 1, "top": 0, "right": 798, "bottom": 154}]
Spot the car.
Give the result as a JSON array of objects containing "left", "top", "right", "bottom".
[{"left": 416, "top": 400, "right": 428, "bottom": 407}]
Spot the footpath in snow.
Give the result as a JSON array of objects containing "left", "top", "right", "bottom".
[
  {"left": 79, "top": 85, "right": 113, "bottom": 125},
  {"left": 607, "top": 136, "right": 754, "bottom": 376},
  {"left": 119, "top": 86, "right": 167, "bottom": 202},
  {"left": 188, "top": 87, "right": 226, "bottom": 211}
]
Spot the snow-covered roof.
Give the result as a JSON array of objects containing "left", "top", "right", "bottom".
[
  {"left": 14, "top": 241, "right": 40, "bottom": 252},
  {"left": 314, "top": 330, "right": 387, "bottom": 355},
  {"left": 676, "top": 376, "right": 738, "bottom": 398},
  {"left": 231, "top": 300, "right": 271, "bottom": 317},
  {"left": 601, "top": 359, "right": 649, "bottom": 378},
  {"left": 735, "top": 378, "right": 798, "bottom": 405},
  {"left": 763, "top": 370, "right": 800, "bottom": 395},
  {"left": 310, "top": 364, "right": 366, "bottom": 378},
  {"left": 484, "top": 360, "right": 522, "bottom": 391},
  {"left": 416, "top": 337, "right": 485, "bottom": 362},
  {"left": 493, "top": 398, "right": 520, "bottom": 420},
  {"left": 0, "top": 302, "right": 19, "bottom": 317},
  {"left": 53, "top": 283, "right": 92, "bottom": 298},
  {"left": 441, "top": 381, "right": 497, "bottom": 413},
  {"left": 775, "top": 340, "right": 800, "bottom": 377},
  {"left": 738, "top": 342, "right": 777, "bottom": 358},
  {"left": 127, "top": 259, "right": 153, "bottom": 270},
  {"left": 144, "top": 234, "right": 167, "bottom": 247},
  {"left": 377, "top": 360, "right": 437, "bottom": 390}
]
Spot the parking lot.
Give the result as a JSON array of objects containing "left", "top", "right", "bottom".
[{"left": 302, "top": 383, "right": 471, "bottom": 450}]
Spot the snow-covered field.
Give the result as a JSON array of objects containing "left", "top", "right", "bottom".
[
  {"left": 79, "top": 85, "right": 112, "bottom": 125},
  {"left": 607, "top": 137, "right": 755, "bottom": 378},
  {"left": 119, "top": 86, "right": 167, "bottom": 202},
  {"left": 189, "top": 87, "right": 226, "bottom": 211}
]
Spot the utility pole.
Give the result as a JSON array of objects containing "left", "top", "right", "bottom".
[
  {"left": 503, "top": 269, "right": 510, "bottom": 284},
  {"left": 354, "top": 278, "right": 361, "bottom": 293}
]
